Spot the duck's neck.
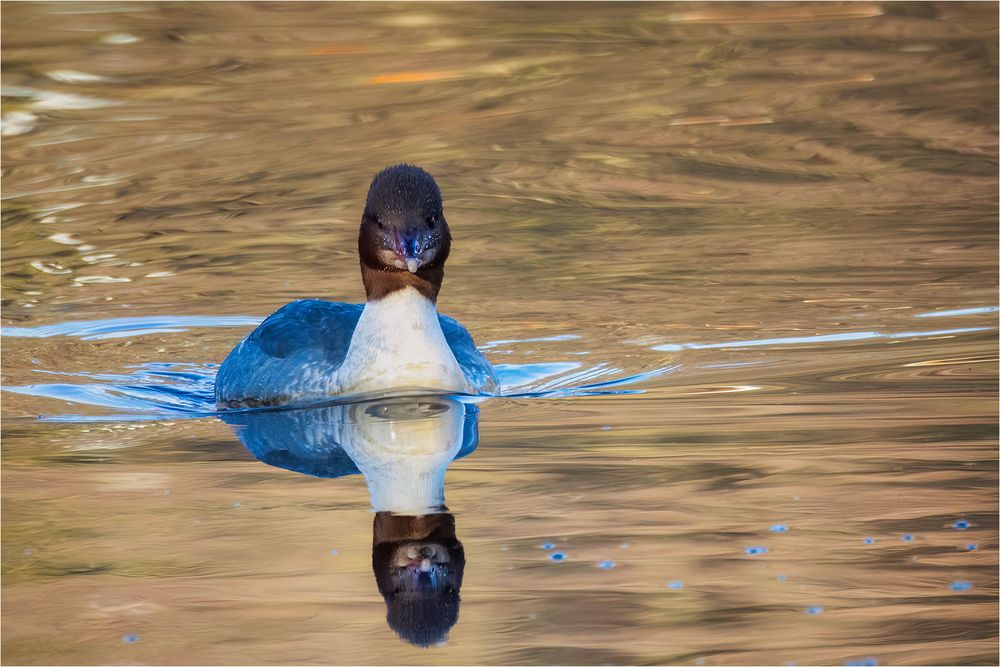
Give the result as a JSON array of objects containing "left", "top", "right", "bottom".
[
  {"left": 338, "top": 287, "right": 468, "bottom": 395},
  {"left": 361, "top": 263, "right": 443, "bottom": 303}
]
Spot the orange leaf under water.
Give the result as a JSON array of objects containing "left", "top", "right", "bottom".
[{"left": 367, "top": 70, "right": 460, "bottom": 85}]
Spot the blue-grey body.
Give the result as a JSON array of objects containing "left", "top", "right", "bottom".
[{"left": 215, "top": 298, "right": 498, "bottom": 408}]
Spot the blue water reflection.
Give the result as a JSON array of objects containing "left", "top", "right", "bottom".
[{"left": 651, "top": 326, "right": 993, "bottom": 352}]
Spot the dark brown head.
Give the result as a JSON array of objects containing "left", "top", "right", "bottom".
[{"left": 359, "top": 165, "right": 451, "bottom": 303}]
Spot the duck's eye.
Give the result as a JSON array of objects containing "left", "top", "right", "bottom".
[
  {"left": 373, "top": 215, "right": 384, "bottom": 230},
  {"left": 426, "top": 213, "right": 438, "bottom": 228}
]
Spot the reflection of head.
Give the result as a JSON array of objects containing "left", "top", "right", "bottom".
[{"left": 372, "top": 512, "right": 465, "bottom": 647}]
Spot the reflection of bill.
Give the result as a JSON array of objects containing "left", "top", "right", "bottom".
[
  {"left": 221, "top": 396, "right": 478, "bottom": 645},
  {"left": 372, "top": 512, "right": 465, "bottom": 647}
]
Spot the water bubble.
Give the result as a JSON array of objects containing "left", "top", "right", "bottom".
[
  {"left": 549, "top": 551, "right": 567, "bottom": 562},
  {"left": 949, "top": 580, "right": 972, "bottom": 592},
  {"left": 122, "top": 634, "right": 139, "bottom": 644},
  {"left": 597, "top": 560, "right": 615, "bottom": 569},
  {"left": 1, "top": 110, "right": 37, "bottom": 136},
  {"left": 805, "top": 606, "right": 824, "bottom": 615},
  {"left": 776, "top": 574, "right": 788, "bottom": 581},
  {"left": 22, "top": 548, "right": 34, "bottom": 556},
  {"left": 901, "top": 534, "right": 914, "bottom": 542},
  {"left": 953, "top": 519, "right": 970, "bottom": 530},
  {"left": 769, "top": 524, "right": 789, "bottom": 533},
  {"left": 232, "top": 501, "right": 241, "bottom": 508},
  {"left": 74, "top": 275, "right": 131, "bottom": 284},
  {"left": 48, "top": 233, "right": 83, "bottom": 247},
  {"left": 863, "top": 537, "right": 876, "bottom": 545},
  {"left": 329, "top": 549, "right": 340, "bottom": 556},
  {"left": 47, "top": 70, "right": 105, "bottom": 84},
  {"left": 844, "top": 657, "right": 878, "bottom": 666},
  {"left": 540, "top": 543, "right": 555, "bottom": 550},
  {"left": 103, "top": 33, "right": 140, "bottom": 44},
  {"left": 745, "top": 546, "right": 769, "bottom": 555},
  {"left": 965, "top": 544, "right": 977, "bottom": 551},
  {"left": 30, "top": 260, "right": 72, "bottom": 275},
  {"left": 666, "top": 580, "right": 684, "bottom": 589},
  {"left": 601, "top": 425, "right": 613, "bottom": 431},
  {"left": 619, "top": 543, "right": 630, "bottom": 549}
]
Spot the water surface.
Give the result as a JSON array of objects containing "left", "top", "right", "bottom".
[{"left": 2, "top": 2, "right": 998, "bottom": 665}]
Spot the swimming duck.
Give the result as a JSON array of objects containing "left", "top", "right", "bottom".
[{"left": 215, "top": 164, "right": 498, "bottom": 408}]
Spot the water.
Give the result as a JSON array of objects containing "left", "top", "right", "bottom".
[{"left": 2, "top": 2, "right": 997, "bottom": 665}]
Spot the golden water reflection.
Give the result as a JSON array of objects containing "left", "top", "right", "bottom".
[{"left": 2, "top": 1, "right": 997, "bottom": 665}]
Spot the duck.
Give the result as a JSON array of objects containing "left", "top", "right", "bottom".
[{"left": 215, "top": 164, "right": 499, "bottom": 408}]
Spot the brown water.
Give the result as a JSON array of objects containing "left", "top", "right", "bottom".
[{"left": 2, "top": 2, "right": 998, "bottom": 665}]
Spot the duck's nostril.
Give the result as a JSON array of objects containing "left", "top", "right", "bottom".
[
  {"left": 396, "top": 227, "right": 424, "bottom": 272},
  {"left": 403, "top": 231, "right": 421, "bottom": 258}
]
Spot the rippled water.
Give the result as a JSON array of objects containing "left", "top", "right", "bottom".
[{"left": 2, "top": 2, "right": 998, "bottom": 665}]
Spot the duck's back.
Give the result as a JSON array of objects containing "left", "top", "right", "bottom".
[{"left": 215, "top": 299, "right": 497, "bottom": 408}]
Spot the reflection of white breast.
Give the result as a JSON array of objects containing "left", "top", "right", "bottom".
[
  {"left": 335, "top": 288, "right": 470, "bottom": 395},
  {"left": 333, "top": 399, "right": 465, "bottom": 514}
]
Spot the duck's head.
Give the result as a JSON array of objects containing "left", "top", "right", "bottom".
[{"left": 359, "top": 164, "right": 451, "bottom": 303}]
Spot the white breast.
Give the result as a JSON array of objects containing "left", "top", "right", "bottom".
[{"left": 335, "top": 287, "right": 470, "bottom": 396}]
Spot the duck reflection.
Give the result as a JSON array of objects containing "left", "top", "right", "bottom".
[{"left": 221, "top": 397, "right": 476, "bottom": 647}]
